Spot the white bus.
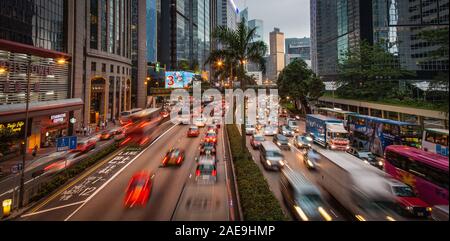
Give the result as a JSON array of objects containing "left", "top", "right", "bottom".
[{"left": 422, "top": 128, "right": 449, "bottom": 157}]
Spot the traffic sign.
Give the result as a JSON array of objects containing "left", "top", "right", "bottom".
[
  {"left": 11, "top": 165, "right": 18, "bottom": 174},
  {"left": 57, "top": 136, "right": 78, "bottom": 152},
  {"left": 18, "top": 163, "right": 23, "bottom": 171}
]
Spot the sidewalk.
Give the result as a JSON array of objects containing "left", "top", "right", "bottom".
[{"left": 0, "top": 121, "right": 119, "bottom": 181}]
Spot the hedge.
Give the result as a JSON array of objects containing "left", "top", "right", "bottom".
[
  {"left": 226, "top": 124, "right": 287, "bottom": 221},
  {"left": 28, "top": 142, "right": 121, "bottom": 203}
]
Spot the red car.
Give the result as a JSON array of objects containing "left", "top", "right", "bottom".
[
  {"left": 203, "top": 131, "right": 217, "bottom": 144},
  {"left": 76, "top": 138, "right": 97, "bottom": 153},
  {"left": 187, "top": 126, "right": 200, "bottom": 137},
  {"left": 124, "top": 172, "right": 152, "bottom": 208},
  {"left": 250, "top": 134, "right": 266, "bottom": 149},
  {"left": 386, "top": 179, "right": 432, "bottom": 218},
  {"left": 162, "top": 148, "right": 185, "bottom": 167}
]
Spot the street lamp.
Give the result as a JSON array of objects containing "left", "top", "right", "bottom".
[{"left": 17, "top": 56, "right": 68, "bottom": 209}]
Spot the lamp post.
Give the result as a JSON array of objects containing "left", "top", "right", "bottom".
[{"left": 17, "top": 57, "right": 32, "bottom": 209}]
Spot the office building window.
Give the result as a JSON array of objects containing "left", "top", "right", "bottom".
[
  {"left": 91, "top": 62, "right": 97, "bottom": 71},
  {"left": 102, "top": 63, "right": 107, "bottom": 72},
  {"left": 90, "top": 0, "right": 99, "bottom": 49},
  {"left": 110, "top": 64, "right": 114, "bottom": 73}
]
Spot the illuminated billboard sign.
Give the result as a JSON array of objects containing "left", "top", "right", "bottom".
[{"left": 165, "top": 71, "right": 195, "bottom": 88}]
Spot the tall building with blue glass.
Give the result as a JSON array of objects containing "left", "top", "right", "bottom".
[{"left": 146, "top": 0, "right": 157, "bottom": 63}]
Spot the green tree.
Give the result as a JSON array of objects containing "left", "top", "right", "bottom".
[
  {"left": 420, "top": 27, "right": 449, "bottom": 113},
  {"left": 278, "top": 59, "right": 325, "bottom": 115},
  {"left": 336, "top": 40, "right": 413, "bottom": 100},
  {"left": 207, "top": 19, "right": 268, "bottom": 153}
]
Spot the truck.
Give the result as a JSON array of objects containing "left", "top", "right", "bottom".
[
  {"left": 314, "top": 146, "right": 402, "bottom": 221},
  {"left": 306, "top": 114, "right": 350, "bottom": 151}
]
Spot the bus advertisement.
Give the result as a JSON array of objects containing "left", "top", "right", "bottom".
[
  {"left": 422, "top": 128, "right": 449, "bottom": 157},
  {"left": 347, "top": 114, "right": 422, "bottom": 157},
  {"left": 385, "top": 146, "right": 448, "bottom": 206}
]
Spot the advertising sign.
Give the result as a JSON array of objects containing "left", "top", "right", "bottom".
[{"left": 165, "top": 71, "right": 195, "bottom": 88}]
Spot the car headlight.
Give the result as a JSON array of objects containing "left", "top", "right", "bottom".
[
  {"left": 378, "top": 161, "right": 384, "bottom": 166},
  {"left": 406, "top": 206, "right": 413, "bottom": 211},
  {"left": 277, "top": 142, "right": 281, "bottom": 146},
  {"left": 426, "top": 207, "right": 432, "bottom": 212},
  {"left": 346, "top": 146, "right": 350, "bottom": 150},
  {"left": 307, "top": 159, "right": 314, "bottom": 168},
  {"left": 331, "top": 145, "right": 337, "bottom": 149},
  {"left": 279, "top": 160, "right": 285, "bottom": 166},
  {"left": 266, "top": 160, "right": 272, "bottom": 166}
]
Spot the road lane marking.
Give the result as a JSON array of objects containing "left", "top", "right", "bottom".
[
  {"left": 21, "top": 201, "right": 86, "bottom": 218},
  {"left": 27, "top": 147, "right": 126, "bottom": 214},
  {"left": 64, "top": 123, "right": 179, "bottom": 221}
]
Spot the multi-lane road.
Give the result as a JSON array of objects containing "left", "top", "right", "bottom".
[{"left": 20, "top": 121, "right": 232, "bottom": 221}]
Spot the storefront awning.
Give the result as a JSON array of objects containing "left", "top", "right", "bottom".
[{"left": 0, "top": 98, "right": 83, "bottom": 122}]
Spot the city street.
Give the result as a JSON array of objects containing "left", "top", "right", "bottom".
[{"left": 20, "top": 122, "right": 231, "bottom": 221}]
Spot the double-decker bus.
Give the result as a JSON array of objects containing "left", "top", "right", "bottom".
[
  {"left": 385, "top": 145, "right": 448, "bottom": 206},
  {"left": 347, "top": 114, "right": 422, "bottom": 157},
  {"left": 318, "top": 107, "right": 356, "bottom": 124},
  {"left": 120, "top": 108, "right": 163, "bottom": 146},
  {"left": 422, "top": 128, "right": 449, "bottom": 157}
]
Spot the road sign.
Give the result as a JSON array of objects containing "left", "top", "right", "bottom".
[
  {"left": 11, "top": 165, "right": 18, "bottom": 174},
  {"left": 57, "top": 136, "right": 78, "bottom": 152}
]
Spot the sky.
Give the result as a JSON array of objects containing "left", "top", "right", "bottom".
[{"left": 235, "top": 0, "right": 311, "bottom": 44}]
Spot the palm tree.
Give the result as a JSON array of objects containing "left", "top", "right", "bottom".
[{"left": 207, "top": 19, "right": 268, "bottom": 157}]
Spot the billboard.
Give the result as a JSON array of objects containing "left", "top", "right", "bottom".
[{"left": 165, "top": 71, "right": 195, "bottom": 88}]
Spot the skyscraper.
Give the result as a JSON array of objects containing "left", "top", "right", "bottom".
[
  {"left": 311, "top": 0, "right": 449, "bottom": 81},
  {"left": 248, "top": 19, "right": 264, "bottom": 43},
  {"left": 146, "top": 0, "right": 157, "bottom": 63},
  {"left": 285, "top": 37, "right": 311, "bottom": 68},
  {"left": 239, "top": 7, "right": 249, "bottom": 25},
  {"left": 217, "top": 0, "right": 239, "bottom": 30},
  {"left": 160, "top": 0, "right": 210, "bottom": 71},
  {"left": 310, "top": 0, "right": 373, "bottom": 81},
  {"left": 268, "top": 28, "right": 285, "bottom": 81}
]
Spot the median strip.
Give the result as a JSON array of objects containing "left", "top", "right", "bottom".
[{"left": 226, "top": 124, "right": 287, "bottom": 221}]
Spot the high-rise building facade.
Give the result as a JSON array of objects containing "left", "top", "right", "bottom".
[
  {"left": 373, "top": 0, "right": 449, "bottom": 80},
  {"left": 160, "top": 0, "right": 210, "bottom": 71},
  {"left": 217, "top": 0, "right": 239, "bottom": 30},
  {"left": 268, "top": 28, "right": 285, "bottom": 81},
  {"left": 0, "top": 0, "right": 81, "bottom": 151},
  {"left": 311, "top": 0, "right": 449, "bottom": 81},
  {"left": 310, "top": 0, "right": 373, "bottom": 81},
  {"left": 70, "top": 0, "right": 140, "bottom": 128},
  {"left": 248, "top": 19, "right": 264, "bottom": 43},
  {"left": 239, "top": 7, "right": 249, "bottom": 26},
  {"left": 146, "top": 0, "right": 158, "bottom": 63},
  {"left": 285, "top": 37, "right": 311, "bottom": 60}
]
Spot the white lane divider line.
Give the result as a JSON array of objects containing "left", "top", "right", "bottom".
[
  {"left": 21, "top": 201, "right": 86, "bottom": 218},
  {"left": 64, "top": 124, "right": 180, "bottom": 221}
]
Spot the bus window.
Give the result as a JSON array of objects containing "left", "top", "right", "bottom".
[
  {"left": 436, "top": 134, "right": 448, "bottom": 146},
  {"left": 426, "top": 132, "right": 436, "bottom": 142}
]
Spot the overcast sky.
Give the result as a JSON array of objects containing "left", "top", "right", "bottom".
[{"left": 236, "top": 0, "right": 311, "bottom": 44}]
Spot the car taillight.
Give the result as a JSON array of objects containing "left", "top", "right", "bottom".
[
  {"left": 212, "top": 170, "right": 217, "bottom": 176},
  {"left": 196, "top": 170, "right": 201, "bottom": 176},
  {"left": 177, "top": 156, "right": 182, "bottom": 164},
  {"left": 163, "top": 157, "right": 168, "bottom": 165}
]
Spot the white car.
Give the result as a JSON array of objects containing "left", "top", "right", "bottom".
[
  {"left": 194, "top": 117, "right": 207, "bottom": 127},
  {"left": 245, "top": 124, "right": 256, "bottom": 135},
  {"left": 264, "top": 126, "right": 278, "bottom": 136}
]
